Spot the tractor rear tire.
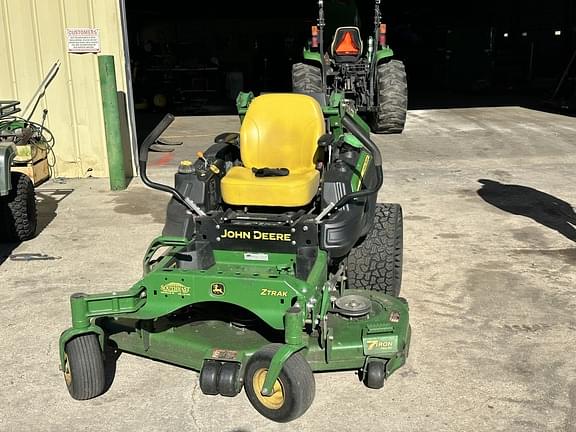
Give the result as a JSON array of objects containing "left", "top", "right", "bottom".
[
  {"left": 347, "top": 203, "right": 403, "bottom": 296},
  {"left": 373, "top": 60, "right": 407, "bottom": 134},
  {"left": 63, "top": 334, "right": 106, "bottom": 400},
  {"left": 244, "top": 344, "right": 315, "bottom": 423},
  {"left": 0, "top": 172, "right": 37, "bottom": 242},
  {"left": 292, "top": 63, "right": 322, "bottom": 93}
]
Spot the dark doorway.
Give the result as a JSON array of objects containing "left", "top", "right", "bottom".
[{"left": 124, "top": 0, "right": 576, "bottom": 127}]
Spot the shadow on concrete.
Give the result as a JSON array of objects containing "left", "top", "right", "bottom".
[
  {"left": 0, "top": 188, "right": 74, "bottom": 266},
  {"left": 117, "top": 91, "right": 135, "bottom": 187},
  {"left": 36, "top": 189, "right": 74, "bottom": 234},
  {"left": 103, "top": 341, "right": 121, "bottom": 393},
  {"left": 477, "top": 179, "right": 576, "bottom": 242},
  {"left": 0, "top": 243, "right": 18, "bottom": 266}
]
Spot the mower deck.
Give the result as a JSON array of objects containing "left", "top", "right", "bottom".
[{"left": 60, "top": 238, "right": 410, "bottom": 376}]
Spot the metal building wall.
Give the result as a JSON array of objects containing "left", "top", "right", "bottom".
[{"left": 0, "top": 0, "right": 130, "bottom": 178}]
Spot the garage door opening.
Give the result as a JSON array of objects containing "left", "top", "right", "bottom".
[{"left": 122, "top": 1, "right": 576, "bottom": 148}]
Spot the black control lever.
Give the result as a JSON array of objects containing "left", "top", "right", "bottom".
[
  {"left": 139, "top": 114, "right": 206, "bottom": 217},
  {"left": 332, "top": 114, "right": 383, "bottom": 209}
]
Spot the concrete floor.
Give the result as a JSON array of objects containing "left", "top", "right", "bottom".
[{"left": 2, "top": 106, "right": 576, "bottom": 431}]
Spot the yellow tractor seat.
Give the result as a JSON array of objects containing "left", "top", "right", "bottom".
[{"left": 221, "top": 93, "right": 325, "bottom": 207}]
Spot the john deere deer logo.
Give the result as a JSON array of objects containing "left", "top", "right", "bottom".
[{"left": 211, "top": 283, "right": 225, "bottom": 296}]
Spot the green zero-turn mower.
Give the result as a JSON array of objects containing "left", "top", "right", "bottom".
[
  {"left": 293, "top": 0, "right": 408, "bottom": 134},
  {"left": 58, "top": 91, "right": 411, "bottom": 422}
]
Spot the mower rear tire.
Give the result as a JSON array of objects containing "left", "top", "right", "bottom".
[
  {"left": 63, "top": 334, "right": 106, "bottom": 400},
  {"left": 347, "top": 203, "right": 403, "bottom": 296},
  {"left": 292, "top": 63, "right": 322, "bottom": 93},
  {"left": 0, "top": 172, "right": 37, "bottom": 242},
  {"left": 244, "top": 344, "right": 315, "bottom": 423},
  {"left": 373, "top": 60, "right": 407, "bottom": 134}
]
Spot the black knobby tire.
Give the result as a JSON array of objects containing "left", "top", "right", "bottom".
[
  {"left": 347, "top": 203, "right": 403, "bottom": 296},
  {"left": 64, "top": 334, "right": 106, "bottom": 400},
  {"left": 0, "top": 172, "right": 37, "bottom": 242},
  {"left": 292, "top": 63, "right": 322, "bottom": 93},
  {"left": 244, "top": 344, "right": 315, "bottom": 423},
  {"left": 373, "top": 60, "right": 407, "bottom": 134}
]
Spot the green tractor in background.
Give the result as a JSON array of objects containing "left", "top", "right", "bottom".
[
  {"left": 292, "top": 0, "right": 408, "bottom": 134},
  {"left": 0, "top": 61, "right": 59, "bottom": 243},
  {"left": 0, "top": 101, "right": 39, "bottom": 242}
]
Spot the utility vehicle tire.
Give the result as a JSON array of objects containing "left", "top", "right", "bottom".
[
  {"left": 244, "top": 344, "right": 315, "bottom": 423},
  {"left": 63, "top": 334, "right": 106, "bottom": 400},
  {"left": 373, "top": 60, "right": 407, "bottom": 134},
  {"left": 347, "top": 203, "right": 403, "bottom": 296},
  {"left": 0, "top": 172, "right": 37, "bottom": 242},
  {"left": 292, "top": 63, "right": 322, "bottom": 93}
]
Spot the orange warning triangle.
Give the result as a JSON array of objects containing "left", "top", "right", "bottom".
[{"left": 335, "top": 31, "right": 360, "bottom": 55}]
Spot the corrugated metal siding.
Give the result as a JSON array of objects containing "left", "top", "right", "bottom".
[{"left": 0, "top": 0, "right": 129, "bottom": 178}]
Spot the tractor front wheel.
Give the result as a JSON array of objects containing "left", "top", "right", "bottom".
[
  {"left": 373, "top": 60, "right": 408, "bottom": 134},
  {"left": 63, "top": 334, "right": 106, "bottom": 400},
  {"left": 244, "top": 344, "right": 315, "bottom": 423},
  {"left": 347, "top": 203, "right": 403, "bottom": 296},
  {"left": 0, "top": 172, "right": 37, "bottom": 242},
  {"left": 292, "top": 63, "right": 322, "bottom": 93}
]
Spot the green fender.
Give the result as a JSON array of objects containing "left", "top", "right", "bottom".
[
  {"left": 303, "top": 49, "right": 322, "bottom": 64},
  {"left": 0, "top": 143, "right": 15, "bottom": 196},
  {"left": 375, "top": 47, "right": 394, "bottom": 64}
]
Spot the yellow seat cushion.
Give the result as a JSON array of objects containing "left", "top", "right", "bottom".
[
  {"left": 221, "top": 166, "right": 320, "bottom": 207},
  {"left": 221, "top": 93, "right": 325, "bottom": 207}
]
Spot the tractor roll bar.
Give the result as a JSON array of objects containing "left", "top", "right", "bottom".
[
  {"left": 318, "top": 0, "right": 327, "bottom": 94},
  {"left": 333, "top": 114, "right": 383, "bottom": 209}
]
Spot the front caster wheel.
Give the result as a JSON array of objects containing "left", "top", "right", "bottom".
[
  {"left": 244, "top": 344, "right": 315, "bottom": 423},
  {"left": 363, "top": 359, "right": 386, "bottom": 389},
  {"left": 63, "top": 334, "right": 106, "bottom": 400}
]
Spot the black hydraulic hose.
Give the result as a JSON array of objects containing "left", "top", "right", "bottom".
[{"left": 333, "top": 114, "right": 384, "bottom": 209}]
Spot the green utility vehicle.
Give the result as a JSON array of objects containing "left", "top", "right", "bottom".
[
  {"left": 293, "top": 0, "right": 408, "bottom": 133},
  {"left": 0, "top": 100, "right": 38, "bottom": 242},
  {"left": 59, "top": 92, "right": 410, "bottom": 422}
]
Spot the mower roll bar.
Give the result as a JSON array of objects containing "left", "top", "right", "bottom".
[
  {"left": 333, "top": 114, "right": 383, "bottom": 209},
  {"left": 138, "top": 113, "right": 206, "bottom": 217}
]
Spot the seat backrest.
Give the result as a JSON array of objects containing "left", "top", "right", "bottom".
[
  {"left": 240, "top": 94, "right": 325, "bottom": 172},
  {"left": 331, "top": 26, "right": 363, "bottom": 63}
]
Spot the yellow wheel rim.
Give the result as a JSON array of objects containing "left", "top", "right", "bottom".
[
  {"left": 63, "top": 353, "right": 72, "bottom": 386},
  {"left": 252, "top": 368, "right": 285, "bottom": 410}
]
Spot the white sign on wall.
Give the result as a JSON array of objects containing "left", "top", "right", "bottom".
[{"left": 66, "top": 28, "right": 100, "bottom": 53}]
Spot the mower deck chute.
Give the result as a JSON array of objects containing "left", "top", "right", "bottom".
[{"left": 59, "top": 92, "right": 411, "bottom": 423}]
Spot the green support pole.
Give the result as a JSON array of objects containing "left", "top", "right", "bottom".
[{"left": 98, "top": 55, "right": 127, "bottom": 191}]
